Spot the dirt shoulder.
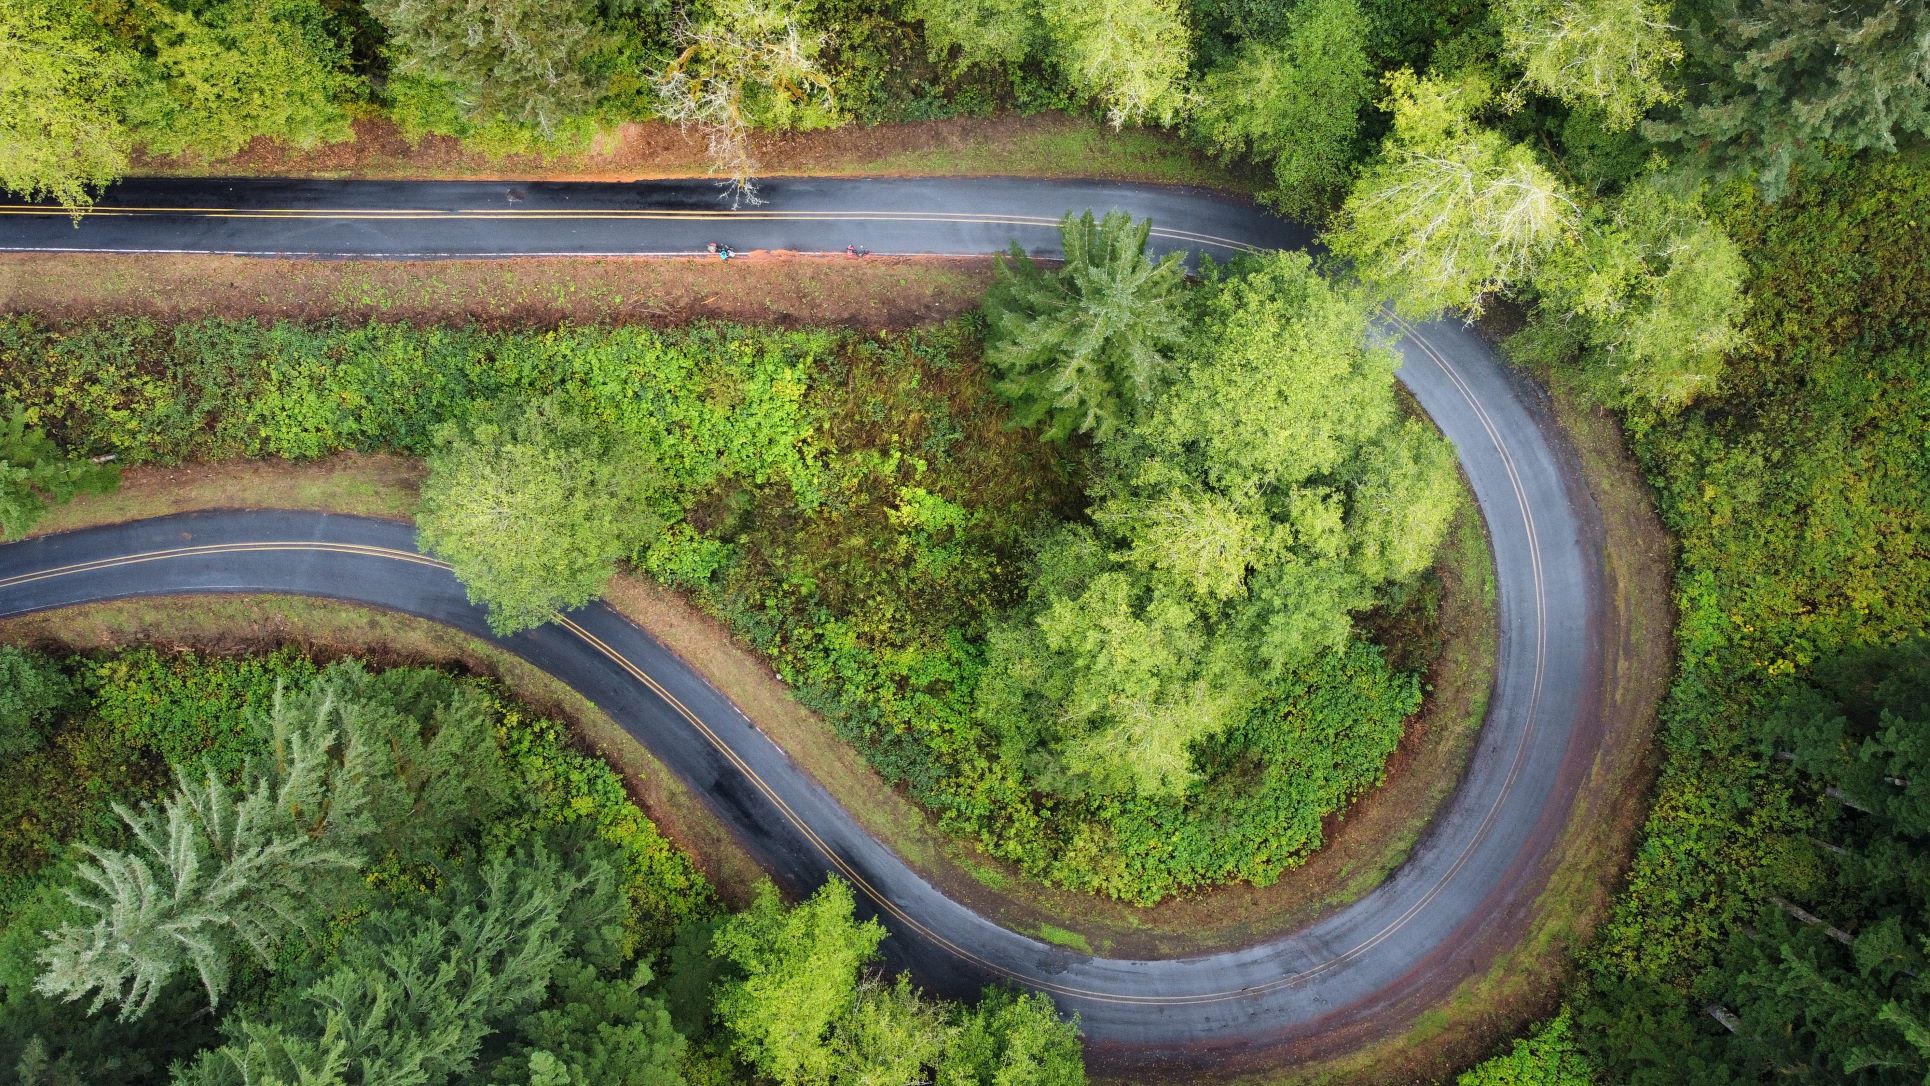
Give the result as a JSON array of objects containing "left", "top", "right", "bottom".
[
  {"left": 0, "top": 253, "right": 994, "bottom": 331},
  {"left": 19, "top": 454, "right": 1497, "bottom": 959},
  {"left": 0, "top": 594, "right": 770, "bottom": 906},
  {"left": 131, "top": 113, "right": 1249, "bottom": 192},
  {"left": 1236, "top": 368, "right": 1676, "bottom": 1086}
]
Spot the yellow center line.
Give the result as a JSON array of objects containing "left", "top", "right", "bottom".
[
  {"left": 0, "top": 500, "right": 1550, "bottom": 1009},
  {"left": 0, "top": 205, "right": 1257, "bottom": 251}
]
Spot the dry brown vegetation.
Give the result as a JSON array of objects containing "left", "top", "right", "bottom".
[
  {"left": 132, "top": 113, "right": 1248, "bottom": 190},
  {"left": 0, "top": 253, "right": 994, "bottom": 330}
]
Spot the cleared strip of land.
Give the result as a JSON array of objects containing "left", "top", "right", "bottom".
[{"left": 0, "top": 252, "right": 993, "bottom": 329}]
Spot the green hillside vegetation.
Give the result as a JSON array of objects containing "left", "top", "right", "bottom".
[
  {"left": 5, "top": 0, "right": 1930, "bottom": 1079},
  {"left": 0, "top": 647, "right": 1082, "bottom": 1085},
  {"left": 0, "top": 276, "right": 1459, "bottom": 905}
]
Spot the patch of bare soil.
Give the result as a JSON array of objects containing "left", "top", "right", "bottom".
[
  {"left": 132, "top": 113, "right": 1234, "bottom": 188},
  {"left": 0, "top": 253, "right": 994, "bottom": 331}
]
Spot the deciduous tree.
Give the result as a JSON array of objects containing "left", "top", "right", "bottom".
[
  {"left": 653, "top": 0, "right": 834, "bottom": 204},
  {"left": 368, "top": 0, "right": 605, "bottom": 137},
  {"left": 1521, "top": 177, "right": 1747, "bottom": 412},
  {"left": 939, "top": 989, "right": 1084, "bottom": 1086},
  {"left": 907, "top": 0, "right": 1042, "bottom": 71},
  {"left": 826, "top": 975, "right": 953, "bottom": 1086},
  {"left": 0, "top": 0, "right": 136, "bottom": 213},
  {"left": 1330, "top": 70, "right": 1580, "bottom": 318},
  {"left": 1496, "top": 0, "right": 1681, "bottom": 129},
  {"left": 134, "top": 0, "right": 356, "bottom": 160},
  {"left": 1193, "top": 0, "right": 1373, "bottom": 221},
  {"left": 981, "top": 253, "right": 1459, "bottom": 796},
  {"left": 417, "top": 393, "right": 667, "bottom": 635},
  {"left": 1039, "top": 0, "right": 1191, "bottom": 127},
  {"left": 711, "top": 879, "right": 884, "bottom": 1085}
]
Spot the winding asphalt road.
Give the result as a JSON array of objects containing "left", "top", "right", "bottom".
[{"left": 0, "top": 178, "right": 1608, "bottom": 1073}]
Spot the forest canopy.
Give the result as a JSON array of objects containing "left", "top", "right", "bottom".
[{"left": 0, "top": 649, "right": 1086, "bottom": 1085}]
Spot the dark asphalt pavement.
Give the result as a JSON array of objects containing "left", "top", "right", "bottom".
[
  {"left": 0, "top": 176, "right": 1311, "bottom": 263},
  {"left": 0, "top": 178, "right": 1608, "bottom": 1073}
]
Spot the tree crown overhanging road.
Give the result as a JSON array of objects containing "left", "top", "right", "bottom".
[{"left": 0, "top": 178, "right": 1610, "bottom": 1072}]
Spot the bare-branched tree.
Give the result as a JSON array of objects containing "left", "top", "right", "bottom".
[{"left": 653, "top": 0, "right": 832, "bottom": 206}]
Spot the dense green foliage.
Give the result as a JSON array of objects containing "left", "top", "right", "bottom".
[
  {"left": 1646, "top": 1, "right": 1930, "bottom": 198},
  {"left": 419, "top": 393, "right": 670, "bottom": 633},
  {"left": 0, "top": 647, "right": 73, "bottom": 761},
  {"left": 5, "top": 0, "right": 1922, "bottom": 263},
  {"left": 0, "top": 650, "right": 1083, "bottom": 1085},
  {"left": 1456, "top": 1010, "right": 1599, "bottom": 1085},
  {"left": 0, "top": 407, "right": 117, "bottom": 539},
  {"left": 370, "top": 0, "right": 605, "bottom": 139},
  {"left": 1330, "top": 68, "right": 1579, "bottom": 319},
  {"left": 981, "top": 210, "right": 1189, "bottom": 441},
  {"left": 979, "top": 247, "right": 1458, "bottom": 798},
  {"left": 0, "top": 305, "right": 1454, "bottom": 904},
  {"left": 710, "top": 880, "right": 1083, "bottom": 1086},
  {"left": 1193, "top": 0, "right": 1373, "bottom": 221},
  {"left": 133, "top": 0, "right": 356, "bottom": 160},
  {"left": 0, "top": 0, "right": 138, "bottom": 209},
  {"left": 1495, "top": 0, "right": 1679, "bottom": 129},
  {"left": 1550, "top": 155, "right": 1930, "bottom": 1085}
]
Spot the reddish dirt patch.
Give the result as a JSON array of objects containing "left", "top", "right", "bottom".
[
  {"left": 0, "top": 252, "right": 994, "bottom": 330},
  {"left": 132, "top": 113, "right": 1239, "bottom": 189}
]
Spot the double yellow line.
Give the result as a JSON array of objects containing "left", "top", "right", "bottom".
[
  {"left": 0, "top": 441, "right": 1552, "bottom": 1008},
  {"left": 0, "top": 203, "right": 1257, "bottom": 254}
]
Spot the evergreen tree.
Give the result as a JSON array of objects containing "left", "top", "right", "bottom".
[
  {"left": 0, "top": 409, "right": 118, "bottom": 539},
  {"left": 176, "top": 845, "right": 590, "bottom": 1086},
  {"left": 483, "top": 960, "right": 686, "bottom": 1086},
  {"left": 982, "top": 209, "right": 1189, "bottom": 442},
  {"left": 416, "top": 392, "right": 669, "bottom": 635},
  {"left": 1647, "top": 0, "right": 1930, "bottom": 197},
  {"left": 0, "top": 0, "right": 137, "bottom": 213},
  {"left": 289, "top": 665, "right": 519, "bottom": 867},
  {"left": 35, "top": 707, "right": 364, "bottom": 1020},
  {"left": 1712, "top": 641, "right": 1930, "bottom": 1080}
]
